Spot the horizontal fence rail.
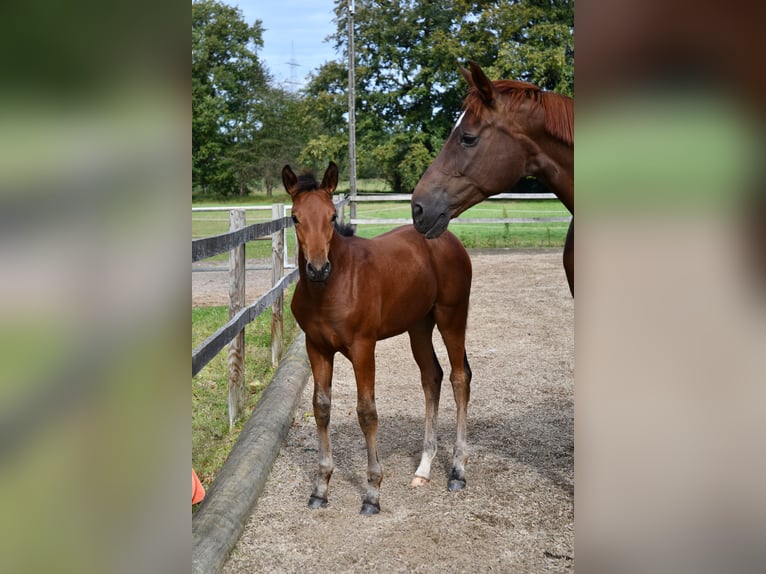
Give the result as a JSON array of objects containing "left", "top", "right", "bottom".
[
  {"left": 351, "top": 192, "right": 557, "bottom": 202},
  {"left": 192, "top": 217, "right": 293, "bottom": 262},
  {"left": 192, "top": 269, "right": 299, "bottom": 377},
  {"left": 349, "top": 216, "right": 572, "bottom": 225}
]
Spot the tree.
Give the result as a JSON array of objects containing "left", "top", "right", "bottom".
[
  {"left": 328, "top": 0, "right": 574, "bottom": 191},
  {"left": 251, "top": 86, "right": 309, "bottom": 196},
  {"left": 299, "top": 61, "right": 352, "bottom": 175},
  {"left": 192, "top": 0, "right": 268, "bottom": 195}
]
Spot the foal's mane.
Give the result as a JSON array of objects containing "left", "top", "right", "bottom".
[
  {"left": 291, "top": 169, "right": 355, "bottom": 237},
  {"left": 293, "top": 172, "right": 321, "bottom": 196},
  {"left": 464, "top": 80, "right": 574, "bottom": 147}
]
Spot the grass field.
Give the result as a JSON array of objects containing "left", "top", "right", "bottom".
[{"left": 191, "top": 292, "right": 298, "bottom": 489}]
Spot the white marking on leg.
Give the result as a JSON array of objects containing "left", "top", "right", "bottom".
[{"left": 412, "top": 450, "right": 435, "bottom": 486}]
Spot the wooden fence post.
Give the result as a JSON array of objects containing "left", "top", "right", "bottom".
[
  {"left": 271, "top": 204, "right": 285, "bottom": 367},
  {"left": 227, "top": 209, "right": 247, "bottom": 429},
  {"left": 335, "top": 193, "right": 345, "bottom": 225}
]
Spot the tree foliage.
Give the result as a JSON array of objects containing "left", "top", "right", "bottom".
[
  {"left": 327, "top": 0, "right": 574, "bottom": 192},
  {"left": 191, "top": 0, "right": 573, "bottom": 197},
  {"left": 192, "top": 0, "right": 267, "bottom": 195}
]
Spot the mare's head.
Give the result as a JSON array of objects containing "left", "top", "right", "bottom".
[
  {"left": 412, "top": 61, "right": 573, "bottom": 238},
  {"left": 282, "top": 161, "right": 339, "bottom": 282}
]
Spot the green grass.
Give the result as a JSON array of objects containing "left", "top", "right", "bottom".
[{"left": 191, "top": 289, "right": 298, "bottom": 490}]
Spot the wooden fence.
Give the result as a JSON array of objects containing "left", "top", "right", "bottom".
[{"left": 192, "top": 207, "right": 299, "bottom": 428}]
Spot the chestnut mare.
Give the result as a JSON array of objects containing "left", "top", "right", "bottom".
[
  {"left": 283, "top": 162, "right": 473, "bottom": 515},
  {"left": 412, "top": 61, "right": 574, "bottom": 296}
]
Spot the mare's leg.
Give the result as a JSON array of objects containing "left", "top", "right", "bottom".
[
  {"left": 306, "top": 340, "right": 335, "bottom": 508},
  {"left": 435, "top": 305, "right": 472, "bottom": 492},
  {"left": 407, "top": 315, "right": 443, "bottom": 486},
  {"left": 349, "top": 340, "right": 383, "bottom": 514},
  {"left": 564, "top": 219, "right": 574, "bottom": 297}
]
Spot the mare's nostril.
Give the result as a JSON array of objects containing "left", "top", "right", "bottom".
[{"left": 412, "top": 203, "right": 423, "bottom": 218}]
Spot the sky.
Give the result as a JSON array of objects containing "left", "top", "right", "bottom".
[{"left": 230, "top": 1, "right": 341, "bottom": 90}]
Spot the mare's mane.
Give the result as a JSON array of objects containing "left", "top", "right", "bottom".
[{"left": 463, "top": 80, "right": 574, "bottom": 147}]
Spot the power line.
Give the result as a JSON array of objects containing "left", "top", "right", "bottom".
[{"left": 285, "top": 41, "right": 300, "bottom": 91}]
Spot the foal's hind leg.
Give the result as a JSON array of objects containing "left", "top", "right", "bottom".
[
  {"left": 435, "top": 306, "right": 472, "bottom": 491},
  {"left": 408, "top": 315, "right": 443, "bottom": 486},
  {"left": 306, "top": 341, "right": 335, "bottom": 509}
]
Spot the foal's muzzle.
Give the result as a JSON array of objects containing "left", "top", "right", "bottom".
[{"left": 306, "top": 260, "right": 331, "bottom": 282}]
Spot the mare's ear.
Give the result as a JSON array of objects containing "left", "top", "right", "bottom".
[
  {"left": 282, "top": 165, "right": 297, "bottom": 196},
  {"left": 458, "top": 61, "right": 473, "bottom": 87},
  {"left": 321, "top": 161, "right": 339, "bottom": 196},
  {"left": 467, "top": 60, "right": 494, "bottom": 105}
]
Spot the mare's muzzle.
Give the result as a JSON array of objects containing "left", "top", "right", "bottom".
[{"left": 411, "top": 193, "right": 450, "bottom": 239}]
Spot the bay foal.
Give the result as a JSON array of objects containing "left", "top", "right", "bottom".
[{"left": 284, "top": 162, "right": 472, "bottom": 514}]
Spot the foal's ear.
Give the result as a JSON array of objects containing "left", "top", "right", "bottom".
[
  {"left": 282, "top": 165, "right": 298, "bottom": 196},
  {"left": 466, "top": 60, "right": 494, "bottom": 106},
  {"left": 321, "top": 161, "right": 339, "bottom": 196}
]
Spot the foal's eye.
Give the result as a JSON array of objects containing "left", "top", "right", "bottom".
[
  {"left": 291, "top": 214, "right": 299, "bottom": 224},
  {"left": 460, "top": 133, "right": 478, "bottom": 147},
  {"left": 331, "top": 213, "right": 337, "bottom": 223}
]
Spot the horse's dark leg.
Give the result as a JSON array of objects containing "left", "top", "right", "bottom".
[
  {"left": 407, "top": 315, "right": 443, "bottom": 486},
  {"left": 349, "top": 340, "right": 383, "bottom": 515},
  {"left": 564, "top": 219, "right": 574, "bottom": 297},
  {"left": 306, "top": 341, "right": 335, "bottom": 509},
  {"left": 435, "top": 306, "right": 471, "bottom": 492}
]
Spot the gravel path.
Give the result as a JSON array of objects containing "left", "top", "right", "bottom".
[{"left": 210, "top": 249, "right": 574, "bottom": 573}]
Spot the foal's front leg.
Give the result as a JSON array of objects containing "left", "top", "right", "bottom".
[
  {"left": 349, "top": 340, "right": 382, "bottom": 515},
  {"left": 306, "top": 342, "right": 335, "bottom": 509}
]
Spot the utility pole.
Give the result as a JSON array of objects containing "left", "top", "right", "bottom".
[{"left": 347, "top": 0, "right": 357, "bottom": 220}]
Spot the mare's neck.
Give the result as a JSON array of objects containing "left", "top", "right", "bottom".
[{"left": 530, "top": 138, "right": 573, "bottom": 214}]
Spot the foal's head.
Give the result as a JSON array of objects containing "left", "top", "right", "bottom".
[{"left": 282, "top": 162, "right": 339, "bottom": 282}]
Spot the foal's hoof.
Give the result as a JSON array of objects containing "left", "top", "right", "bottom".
[
  {"left": 410, "top": 475, "right": 430, "bottom": 487},
  {"left": 307, "top": 495, "right": 328, "bottom": 509},
  {"left": 447, "top": 478, "right": 466, "bottom": 492},
  {"left": 359, "top": 501, "right": 381, "bottom": 515}
]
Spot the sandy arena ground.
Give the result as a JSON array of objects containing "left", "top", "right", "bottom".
[{"left": 195, "top": 249, "right": 574, "bottom": 573}]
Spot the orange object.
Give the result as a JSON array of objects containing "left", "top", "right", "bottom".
[{"left": 192, "top": 468, "right": 205, "bottom": 504}]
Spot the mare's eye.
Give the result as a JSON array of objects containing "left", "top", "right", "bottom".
[
  {"left": 460, "top": 133, "right": 478, "bottom": 147},
  {"left": 291, "top": 214, "right": 299, "bottom": 224}
]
